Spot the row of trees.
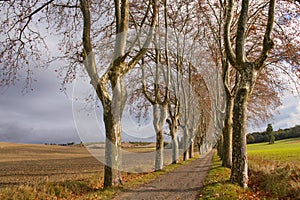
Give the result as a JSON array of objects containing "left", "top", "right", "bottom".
[
  {"left": 208, "top": 0, "right": 299, "bottom": 187},
  {"left": 1, "top": 0, "right": 299, "bottom": 188},
  {"left": 216, "top": 0, "right": 300, "bottom": 187},
  {"left": 0, "top": 0, "right": 220, "bottom": 187},
  {"left": 247, "top": 124, "right": 300, "bottom": 144}
]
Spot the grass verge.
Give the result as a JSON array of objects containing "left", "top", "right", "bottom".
[
  {"left": 0, "top": 156, "right": 199, "bottom": 200},
  {"left": 248, "top": 138, "right": 300, "bottom": 199},
  {"left": 199, "top": 153, "right": 259, "bottom": 200}
]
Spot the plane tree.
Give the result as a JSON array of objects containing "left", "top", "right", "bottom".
[
  {"left": 199, "top": 0, "right": 300, "bottom": 168},
  {"left": 0, "top": 0, "right": 158, "bottom": 187}
]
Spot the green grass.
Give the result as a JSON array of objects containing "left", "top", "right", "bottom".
[
  {"left": 199, "top": 153, "right": 257, "bottom": 200},
  {"left": 200, "top": 138, "right": 300, "bottom": 199},
  {"left": 247, "top": 137, "right": 300, "bottom": 199},
  {"left": 248, "top": 137, "right": 300, "bottom": 164}
]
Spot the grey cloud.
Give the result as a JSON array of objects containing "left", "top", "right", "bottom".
[
  {"left": 0, "top": 121, "right": 80, "bottom": 144},
  {"left": 1, "top": 65, "right": 299, "bottom": 143},
  {"left": 0, "top": 67, "right": 81, "bottom": 144},
  {"left": 0, "top": 121, "right": 35, "bottom": 143}
]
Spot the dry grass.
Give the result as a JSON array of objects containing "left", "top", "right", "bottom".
[
  {"left": 0, "top": 142, "right": 163, "bottom": 186},
  {"left": 0, "top": 142, "right": 103, "bottom": 186},
  {"left": 0, "top": 142, "right": 198, "bottom": 199},
  {"left": 248, "top": 138, "right": 300, "bottom": 199}
]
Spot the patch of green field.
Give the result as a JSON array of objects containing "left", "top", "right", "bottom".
[
  {"left": 200, "top": 138, "right": 300, "bottom": 200},
  {"left": 247, "top": 137, "right": 300, "bottom": 199},
  {"left": 247, "top": 137, "right": 300, "bottom": 164}
]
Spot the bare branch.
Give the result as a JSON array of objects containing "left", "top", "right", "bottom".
[
  {"left": 235, "top": 0, "right": 250, "bottom": 65},
  {"left": 224, "top": 0, "right": 237, "bottom": 67},
  {"left": 255, "top": 0, "right": 276, "bottom": 69},
  {"left": 127, "top": 0, "right": 158, "bottom": 70}
]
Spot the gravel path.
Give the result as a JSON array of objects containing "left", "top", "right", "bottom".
[{"left": 114, "top": 150, "right": 214, "bottom": 200}]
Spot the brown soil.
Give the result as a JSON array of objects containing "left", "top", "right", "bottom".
[
  {"left": 114, "top": 151, "right": 214, "bottom": 200},
  {"left": 0, "top": 142, "right": 213, "bottom": 200},
  {"left": 0, "top": 142, "right": 103, "bottom": 186}
]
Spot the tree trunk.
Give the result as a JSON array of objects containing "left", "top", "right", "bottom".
[
  {"left": 223, "top": 0, "right": 276, "bottom": 189},
  {"left": 103, "top": 76, "right": 126, "bottom": 187},
  {"left": 153, "top": 104, "right": 168, "bottom": 171},
  {"left": 189, "top": 138, "right": 194, "bottom": 159},
  {"left": 222, "top": 96, "right": 234, "bottom": 168},
  {"left": 103, "top": 107, "right": 122, "bottom": 187},
  {"left": 231, "top": 65, "right": 256, "bottom": 188},
  {"left": 155, "top": 129, "right": 164, "bottom": 170},
  {"left": 231, "top": 87, "right": 249, "bottom": 188},
  {"left": 217, "top": 134, "right": 224, "bottom": 159},
  {"left": 183, "top": 127, "right": 190, "bottom": 161},
  {"left": 172, "top": 134, "right": 179, "bottom": 164},
  {"left": 170, "top": 121, "right": 179, "bottom": 164}
]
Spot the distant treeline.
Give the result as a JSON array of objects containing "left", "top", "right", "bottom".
[
  {"left": 44, "top": 142, "right": 76, "bottom": 146},
  {"left": 247, "top": 125, "right": 300, "bottom": 144}
]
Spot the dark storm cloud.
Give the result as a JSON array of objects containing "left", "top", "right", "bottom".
[{"left": 0, "top": 68, "right": 81, "bottom": 144}]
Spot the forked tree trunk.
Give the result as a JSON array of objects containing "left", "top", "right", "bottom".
[
  {"left": 222, "top": 96, "right": 234, "bottom": 168},
  {"left": 231, "top": 65, "right": 256, "bottom": 188},
  {"left": 81, "top": 0, "right": 158, "bottom": 188},
  {"left": 223, "top": 0, "right": 276, "bottom": 189},
  {"left": 103, "top": 76, "right": 126, "bottom": 187}
]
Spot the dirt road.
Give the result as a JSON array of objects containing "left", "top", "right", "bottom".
[{"left": 114, "top": 150, "right": 214, "bottom": 200}]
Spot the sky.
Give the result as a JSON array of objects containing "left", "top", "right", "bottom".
[
  {"left": 0, "top": 65, "right": 299, "bottom": 144},
  {"left": 252, "top": 91, "right": 300, "bottom": 132},
  {"left": 0, "top": 3, "right": 299, "bottom": 144},
  {"left": 0, "top": 69, "right": 80, "bottom": 144},
  {"left": 0, "top": 66, "right": 161, "bottom": 144}
]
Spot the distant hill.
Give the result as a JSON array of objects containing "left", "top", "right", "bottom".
[
  {"left": 247, "top": 125, "right": 300, "bottom": 144},
  {"left": 122, "top": 131, "right": 156, "bottom": 142},
  {"left": 122, "top": 131, "right": 172, "bottom": 142}
]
